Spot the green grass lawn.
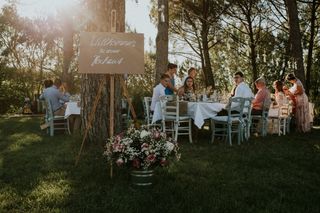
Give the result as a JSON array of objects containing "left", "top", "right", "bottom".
[{"left": 0, "top": 117, "right": 320, "bottom": 212}]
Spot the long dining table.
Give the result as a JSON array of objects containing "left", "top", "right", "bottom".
[
  {"left": 152, "top": 101, "right": 226, "bottom": 129},
  {"left": 65, "top": 101, "right": 81, "bottom": 119}
]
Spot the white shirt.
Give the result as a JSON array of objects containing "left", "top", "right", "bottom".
[
  {"left": 234, "top": 82, "right": 254, "bottom": 98},
  {"left": 232, "top": 82, "right": 254, "bottom": 110},
  {"left": 151, "top": 83, "right": 166, "bottom": 111}
]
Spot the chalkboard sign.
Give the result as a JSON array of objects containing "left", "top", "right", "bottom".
[{"left": 79, "top": 32, "right": 144, "bottom": 74}]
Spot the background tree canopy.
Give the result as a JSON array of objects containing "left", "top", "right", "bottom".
[{"left": 0, "top": 0, "right": 319, "bottom": 124}]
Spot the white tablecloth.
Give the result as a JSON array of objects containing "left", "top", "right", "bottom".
[
  {"left": 65, "top": 102, "right": 81, "bottom": 118},
  {"left": 152, "top": 101, "right": 225, "bottom": 128}
]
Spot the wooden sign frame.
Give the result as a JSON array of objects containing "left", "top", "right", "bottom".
[{"left": 79, "top": 32, "right": 144, "bottom": 74}]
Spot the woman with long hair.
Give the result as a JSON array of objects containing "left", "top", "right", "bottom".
[
  {"left": 178, "top": 76, "right": 196, "bottom": 101},
  {"left": 284, "top": 73, "right": 310, "bottom": 132},
  {"left": 272, "top": 80, "right": 288, "bottom": 107}
]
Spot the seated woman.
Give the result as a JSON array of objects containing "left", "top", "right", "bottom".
[
  {"left": 177, "top": 76, "right": 196, "bottom": 101},
  {"left": 284, "top": 73, "right": 310, "bottom": 133},
  {"left": 272, "top": 80, "right": 289, "bottom": 108}
]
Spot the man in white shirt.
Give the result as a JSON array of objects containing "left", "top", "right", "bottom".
[
  {"left": 217, "top": 71, "right": 253, "bottom": 115},
  {"left": 151, "top": 74, "right": 171, "bottom": 111},
  {"left": 233, "top": 71, "right": 254, "bottom": 98}
]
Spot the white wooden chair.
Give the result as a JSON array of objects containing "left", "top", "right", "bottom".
[
  {"left": 210, "top": 97, "right": 245, "bottom": 145},
  {"left": 142, "top": 97, "right": 161, "bottom": 129},
  {"left": 44, "top": 99, "right": 70, "bottom": 136},
  {"left": 242, "top": 97, "right": 253, "bottom": 141},
  {"left": 121, "top": 98, "right": 131, "bottom": 129},
  {"left": 159, "top": 95, "right": 192, "bottom": 143},
  {"left": 309, "top": 102, "right": 315, "bottom": 127},
  {"left": 251, "top": 100, "right": 269, "bottom": 137},
  {"left": 269, "top": 104, "right": 292, "bottom": 136}
]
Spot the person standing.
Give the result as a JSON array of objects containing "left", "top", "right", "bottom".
[
  {"left": 285, "top": 73, "right": 310, "bottom": 132},
  {"left": 182, "top": 67, "right": 198, "bottom": 84},
  {"left": 164, "top": 63, "right": 178, "bottom": 95}
]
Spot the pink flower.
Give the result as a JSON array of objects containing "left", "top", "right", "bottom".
[
  {"left": 147, "top": 154, "right": 156, "bottom": 163},
  {"left": 113, "top": 143, "right": 124, "bottom": 152},
  {"left": 160, "top": 158, "right": 168, "bottom": 166},
  {"left": 141, "top": 143, "right": 149, "bottom": 149},
  {"left": 132, "top": 158, "right": 141, "bottom": 168},
  {"left": 115, "top": 135, "right": 122, "bottom": 142},
  {"left": 154, "top": 131, "right": 160, "bottom": 139},
  {"left": 116, "top": 158, "right": 124, "bottom": 166}
]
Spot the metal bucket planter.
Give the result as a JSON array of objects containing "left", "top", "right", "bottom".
[{"left": 130, "top": 169, "right": 154, "bottom": 187}]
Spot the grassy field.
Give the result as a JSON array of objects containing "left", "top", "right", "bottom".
[{"left": 0, "top": 117, "right": 320, "bottom": 212}]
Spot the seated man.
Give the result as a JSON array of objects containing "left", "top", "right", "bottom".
[
  {"left": 217, "top": 71, "right": 253, "bottom": 116},
  {"left": 150, "top": 74, "right": 170, "bottom": 112},
  {"left": 40, "top": 78, "right": 70, "bottom": 116},
  {"left": 252, "top": 77, "right": 271, "bottom": 115}
]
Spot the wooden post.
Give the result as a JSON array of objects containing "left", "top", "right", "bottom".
[
  {"left": 109, "top": 75, "right": 114, "bottom": 178},
  {"left": 109, "top": 9, "right": 117, "bottom": 178}
]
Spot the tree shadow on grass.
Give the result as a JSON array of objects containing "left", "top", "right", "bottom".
[
  {"left": 0, "top": 117, "right": 80, "bottom": 211},
  {"left": 1, "top": 117, "right": 320, "bottom": 212}
]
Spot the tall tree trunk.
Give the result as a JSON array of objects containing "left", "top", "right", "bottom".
[
  {"left": 200, "top": 0, "right": 214, "bottom": 89},
  {"left": 155, "top": 0, "right": 168, "bottom": 85},
  {"left": 81, "top": 0, "right": 124, "bottom": 144},
  {"left": 201, "top": 24, "right": 214, "bottom": 88},
  {"left": 305, "top": 0, "right": 318, "bottom": 95},
  {"left": 285, "top": 0, "right": 305, "bottom": 85},
  {"left": 247, "top": 15, "right": 258, "bottom": 92}
]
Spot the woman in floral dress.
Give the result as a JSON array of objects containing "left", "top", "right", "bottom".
[{"left": 285, "top": 73, "right": 310, "bottom": 132}]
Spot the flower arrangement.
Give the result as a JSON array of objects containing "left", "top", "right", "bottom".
[{"left": 104, "top": 126, "right": 180, "bottom": 170}]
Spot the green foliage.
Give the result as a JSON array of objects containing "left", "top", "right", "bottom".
[
  {"left": 0, "top": 2, "right": 79, "bottom": 114},
  {"left": 0, "top": 65, "right": 28, "bottom": 113},
  {"left": 0, "top": 117, "right": 320, "bottom": 212}
]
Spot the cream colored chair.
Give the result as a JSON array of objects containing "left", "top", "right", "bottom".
[
  {"left": 159, "top": 95, "right": 192, "bottom": 143},
  {"left": 269, "top": 104, "right": 292, "bottom": 136},
  {"left": 142, "top": 97, "right": 161, "bottom": 129}
]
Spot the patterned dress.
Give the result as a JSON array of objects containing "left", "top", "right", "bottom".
[
  {"left": 275, "top": 91, "right": 288, "bottom": 107},
  {"left": 289, "top": 79, "right": 310, "bottom": 132}
]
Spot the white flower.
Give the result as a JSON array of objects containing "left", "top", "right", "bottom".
[
  {"left": 140, "top": 130, "right": 150, "bottom": 139},
  {"left": 165, "top": 142, "right": 175, "bottom": 152}
]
